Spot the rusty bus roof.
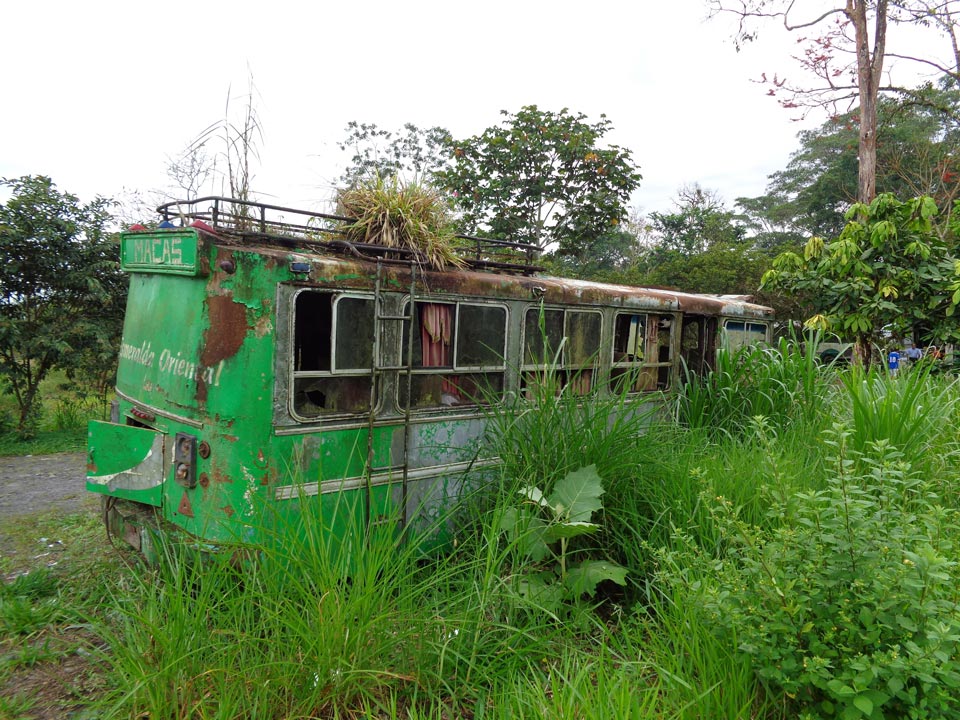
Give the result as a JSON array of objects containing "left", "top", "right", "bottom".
[
  {"left": 244, "top": 240, "right": 775, "bottom": 319},
  {"left": 147, "top": 195, "right": 773, "bottom": 321}
]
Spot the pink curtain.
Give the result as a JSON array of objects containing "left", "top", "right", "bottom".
[
  {"left": 420, "top": 303, "right": 458, "bottom": 397},
  {"left": 420, "top": 303, "right": 452, "bottom": 366}
]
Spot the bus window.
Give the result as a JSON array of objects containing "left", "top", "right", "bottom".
[
  {"left": 401, "top": 301, "right": 506, "bottom": 409},
  {"left": 681, "top": 315, "right": 718, "bottom": 377},
  {"left": 522, "top": 307, "right": 601, "bottom": 395},
  {"left": 610, "top": 312, "right": 672, "bottom": 393},
  {"left": 292, "top": 292, "right": 374, "bottom": 419},
  {"left": 724, "top": 320, "right": 768, "bottom": 351}
]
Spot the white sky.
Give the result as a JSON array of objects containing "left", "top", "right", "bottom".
[{"left": 1, "top": 0, "right": 943, "bottom": 221}]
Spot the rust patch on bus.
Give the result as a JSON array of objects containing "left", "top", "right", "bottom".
[
  {"left": 202, "top": 295, "right": 247, "bottom": 366},
  {"left": 212, "top": 467, "right": 233, "bottom": 484},
  {"left": 197, "top": 294, "right": 248, "bottom": 403},
  {"left": 176, "top": 491, "right": 194, "bottom": 518}
]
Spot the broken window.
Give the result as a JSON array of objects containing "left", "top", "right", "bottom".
[
  {"left": 522, "top": 307, "right": 602, "bottom": 395},
  {"left": 400, "top": 301, "right": 507, "bottom": 409},
  {"left": 610, "top": 312, "right": 674, "bottom": 393},
  {"left": 292, "top": 291, "right": 374, "bottom": 419}
]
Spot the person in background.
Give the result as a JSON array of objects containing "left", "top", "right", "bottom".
[
  {"left": 905, "top": 343, "right": 923, "bottom": 365},
  {"left": 888, "top": 348, "right": 901, "bottom": 376}
]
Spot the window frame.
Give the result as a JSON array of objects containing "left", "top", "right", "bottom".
[
  {"left": 722, "top": 319, "right": 769, "bottom": 350},
  {"left": 289, "top": 288, "right": 378, "bottom": 421},
  {"left": 400, "top": 298, "right": 509, "bottom": 374},
  {"left": 521, "top": 305, "right": 604, "bottom": 372},
  {"left": 396, "top": 298, "right": 509, "bottom": 411},
  {"left": 609, "top": 310, "right": 676, "bottom": 393},
  {"left": 611, "top": 312, "right": 647, "bottom": 369}
]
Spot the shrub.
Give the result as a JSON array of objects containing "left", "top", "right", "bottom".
[
  {"left": 336, "top": 174, "right": 465, "bottom": 270},
  {"left": 679, "top": 426, "right": 960, "bottom": 719}
]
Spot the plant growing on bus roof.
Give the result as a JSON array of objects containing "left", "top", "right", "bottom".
[
  {"left": 336, "top": 174, "right": 466, "bottom": 271},
  {"left": 499, "top": 465, "right": 627, "bottom": 613}
]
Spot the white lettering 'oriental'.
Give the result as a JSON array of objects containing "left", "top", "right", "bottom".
[
  {"left": 158, "top": 349, "right": 224, "bottom": 387},
  {"left": 118, "top": 342, "right": 224, "bottom": 387}
]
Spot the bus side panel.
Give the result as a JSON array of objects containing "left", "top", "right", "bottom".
[{"left": 164, "top": 248, "right": 279, "bottom": 545}]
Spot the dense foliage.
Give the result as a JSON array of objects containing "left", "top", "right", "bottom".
[
  {"left": 7, "top": 342, "right": 960, "bottom": 718},
  {"left": 0, "top": 176, "right": 124, "bottom": 436},
  {"left": 762, "top": 193, "right": 960, "bottom": 365}
]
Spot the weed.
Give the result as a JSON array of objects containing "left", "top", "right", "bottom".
[
  {"left": 676, "top": 337, "right": 828, "bottom": 436},
  {"left": 498, "top": 465, "right": 628, "bottom": 614},
  {"left": 0, "top": 692, "right": 37, "bottom": 720}
]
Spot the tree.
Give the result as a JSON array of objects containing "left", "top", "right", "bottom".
[
  {"left": 337, "top": 122, "right": 453, "bottom": 187},
  {"left": 761, "top": 193, "right": 960, "bottom": 365},
  {"left": 540, "top": 228, "right": 643, "bottom": 279},
  {"left": 739, "top": 83, "right": 960, "bottom": 241},
  {"left": 0, "top": 176, "right": 124, "bottom": 436},
  {"left": 709, "top": 0, "right": 960, "bottom": 204},
  {"left": 623, "top": 186, "right": 771, "bottom": 294},
  {"left": 648, "top": 184, "right": 749, "bottom": 256},
  {"left": 437, "top": 106, "right": 642, "bottom": 259}
]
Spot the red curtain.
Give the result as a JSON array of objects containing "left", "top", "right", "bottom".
[{"left": 420, "top": 303, "right": 458, "bottom": 398}]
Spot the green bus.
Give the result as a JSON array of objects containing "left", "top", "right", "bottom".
[{"left": 86, "top": 197, "right": 774, "bottom": 559}]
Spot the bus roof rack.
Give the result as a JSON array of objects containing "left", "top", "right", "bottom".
[{"left": 155, "top": 196, "right": 544, "bottom": 276}]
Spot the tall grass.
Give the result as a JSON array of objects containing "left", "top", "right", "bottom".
[
  {"left": 95, "top": 486, "right": 599, "bottom": 718},
  {"left": 91, "top": 348, "right": 960, "bottom": 718},
  {"left": 842, "top": 365, "right": 960, "bottom": 473},
  {"left": 675, "top": 337, "right": 828, "bottom": 436},
  {"left": 483, "top": 363, "right": 656, "bottom": 491}
]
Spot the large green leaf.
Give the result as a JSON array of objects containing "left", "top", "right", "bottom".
[
  {"left": 547, "top": 465, "right": 603, "bottom": 523},
  {"left": 563, "top": 560, "right": 628, "bottom": 597},
  {"left": 513, "top": 573, "right": 565, "bottom": 613},
  {"left": 499, "top": 507, "right": 550, "bottom": 562},
  {"left": 543, "top": 521, "right": 599, "bottom": 542}
]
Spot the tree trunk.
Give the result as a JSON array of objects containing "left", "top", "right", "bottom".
[
  {"left": 847, "top": 0, "right": 888, "bottom": 205},
  {"left": 17, "top": 382, "right": 40, "bottom": 439},
  {"left": 854, "top": 335, "right": 874, "bottom": 368}
]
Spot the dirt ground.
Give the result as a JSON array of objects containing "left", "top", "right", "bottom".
[
  {"left": 0, "top": 452, "right": 89, "bottom": 520},
  {"left": 0, "top": 454, "right": 109, "bottom": 720},
  {"left": 0, "top": 452, "right": 95, "bottom": 566}
]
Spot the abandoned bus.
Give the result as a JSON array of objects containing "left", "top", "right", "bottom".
[{"left": 86, "top": 197, "right": 774, "bottom": 559}]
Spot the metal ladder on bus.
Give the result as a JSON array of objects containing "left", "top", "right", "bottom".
[{"left": 365, "top": 259, "right": 416, "bottom": 539}]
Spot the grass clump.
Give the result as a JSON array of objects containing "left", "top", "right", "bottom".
[
  {"left": 337, "top": 174, "right": 466, "bottom": 270},
  {"left": 94, "top": 492, "right": 588, "bottom": 718},
  {"left": 676, "top": 337, "right": 828, "bottom": 437},
  {"left": 842, "top": 365, "right": 960, "bottom": 475}
]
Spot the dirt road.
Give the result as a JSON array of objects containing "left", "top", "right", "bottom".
[{"left": 0, "top": 452, "right": 91, "bottom": 521}]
